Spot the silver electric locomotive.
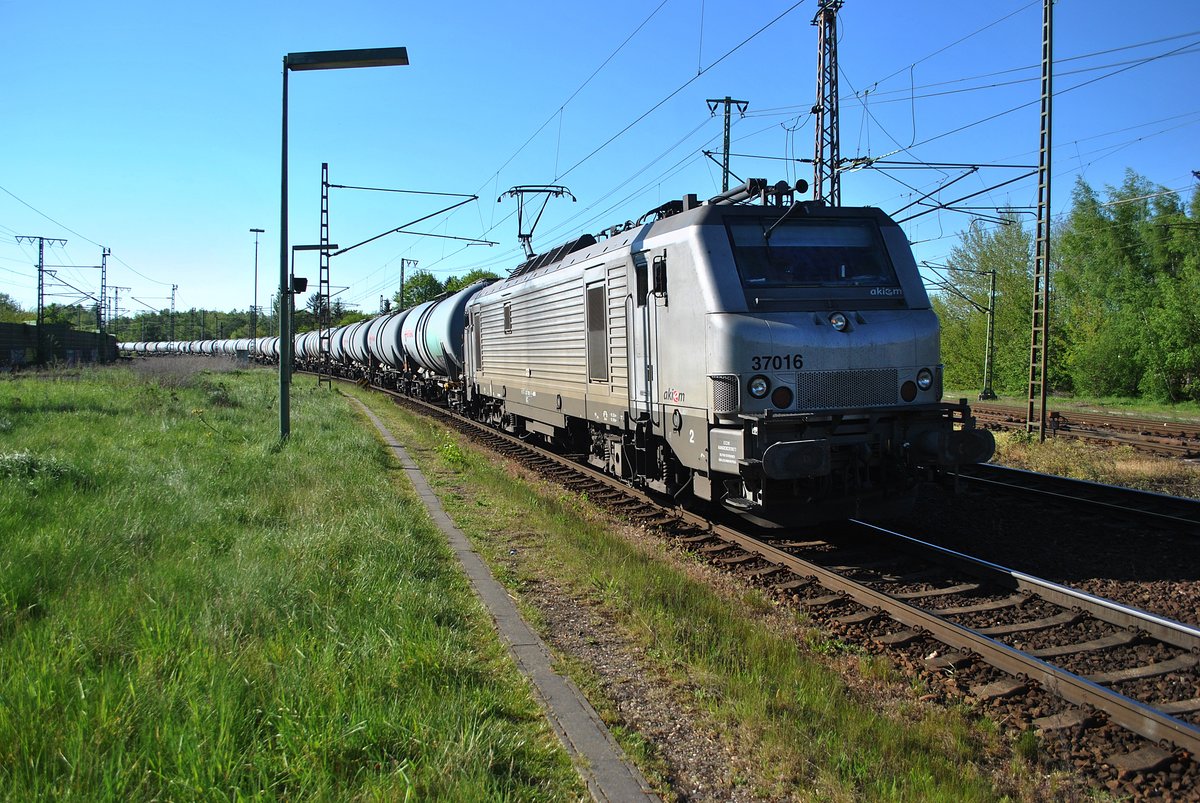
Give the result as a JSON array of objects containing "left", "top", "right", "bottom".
[{"left": 462, "top": 180, "right": 993, "bottom": 522}]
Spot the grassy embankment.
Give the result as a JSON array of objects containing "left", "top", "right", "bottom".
[
  {"left": 0, "top": 360, "right": 582, "bottom": 800},
  {"left": 954, "top": 392, "right": 1200, "bottom": 498},
  {"left": 343, "top": 383, "right": 1042, "bottom": 801}
]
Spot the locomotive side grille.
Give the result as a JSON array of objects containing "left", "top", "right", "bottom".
[
  {"left": 710, "top": 374, "right": 739, "bottom": 414},
  {"left": 796, "top": 368, "right": 898, "bottom": 409}
]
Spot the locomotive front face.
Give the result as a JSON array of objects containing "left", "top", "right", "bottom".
[
  {"left": 695, "top": 206, "right": 993, "bottom": 518},
  {"left": 711, "top": 213, "right": 943, "bottom": 416}
]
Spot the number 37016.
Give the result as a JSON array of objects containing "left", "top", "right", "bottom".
[{"left": 751, "top": 353, "right": 803, "bottom": 371}]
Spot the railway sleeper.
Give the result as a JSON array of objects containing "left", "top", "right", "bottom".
[
  {"left": 874, "top": 629, "right": 921, "bottom": 646},
  {"left": 976, "top": 609, "right": 1081, "bottom": 636},
  {"left": 969, "top": 678, "right": 1027, "bottom": 701},
  {"left": 770, "top": 578, "right": 811, "bottom": 593},
  {"left": 935, "top": 592, "right": 1027, "bottom": 616},
  {"left": 773, "top": 539, "right": 829, "bottom": 549},
  {"left": 890, "top": 567, "right": 942, "bottom": 583},
  {"left": 835, "top": 608, "right": 880, "bottom": 626},
  {"left": 890, "top": 582, "right": 982, "bottom": 600},
  {"left": 1085, "top": 652, "right": 1198, "bottom": 685},
  {"left": 1033, "top": 708, "right": 1097, "bottom": 733},
  {"left": 1106, "top": 744, "right": 1178, "bottom": 774},
  {"left": 744, "top": 565, "right": 787, "bottom": 580},
  {"left": 1027, "top": 630, "right": 1138, "bottom": 659},
  {"left": 1159, "top": 697, "right": 1200, "bottom": 716},
  {"left": 924, "top": 651, "right": 972, "bottom": 670}
]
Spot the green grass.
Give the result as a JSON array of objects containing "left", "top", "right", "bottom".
[
  {"left": 346, "top": 385, "right": 1018, "bottom": 802},
  {"left": 992, "top": 430, "right": 1200, "bottom": 499},
  {"left": 0, "top": 362, "right": 581, "bottom": 801},
  {"left": 946, "top": 390, "right": 1200, "bottom": 498}
]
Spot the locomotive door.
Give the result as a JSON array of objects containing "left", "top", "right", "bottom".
[{"left": 627, "top": 251, "right": 656, "bottom": 422}]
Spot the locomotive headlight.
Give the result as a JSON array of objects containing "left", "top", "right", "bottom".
[
  {"left": 916, "top": 368, "right": 934, "bottom": 391},
  {"left": 829, "top": 312, "right": 848, "bottom": 331},
  {"left": 748, "top": 375, "right": 771, "bottom": 399}
]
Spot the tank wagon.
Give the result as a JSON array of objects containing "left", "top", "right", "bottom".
[{"left": 121, "top": 179, "right": 993, "bottom": 522}]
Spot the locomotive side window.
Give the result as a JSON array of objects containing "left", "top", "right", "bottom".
[
  {"left": 633, "top": 252, "right": 648, "bottom": 307},
  {"left": 503, "top": 302, "right": 512, "bottom": 334},
  {"left": 472, "top": 310, "right": 482, "bottom": 368},
  {"left": 728, "top": 219, "right": 899, "bottom": 289},
  {"left": 586, "top": 282, "right": 609, "bottom": 382}
]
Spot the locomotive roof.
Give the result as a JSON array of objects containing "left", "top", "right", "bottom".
[{"left": 477, "top": 196, "right": 900, "bottom": 299}]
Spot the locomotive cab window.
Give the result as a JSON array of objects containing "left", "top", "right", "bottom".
[
  {"left": 728, "top": 219, "right": 899, "bottom": 289},
  {"left": 586, "top": 282, "right": 608, "bottom": 382}
]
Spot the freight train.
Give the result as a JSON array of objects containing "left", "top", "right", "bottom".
[{"left": 123, "top": 179, "right": 994, "bottom": 523}]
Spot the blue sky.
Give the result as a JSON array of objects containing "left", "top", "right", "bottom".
[{"left": 2, "top": 0, "right": 1198, "bottom": 320}]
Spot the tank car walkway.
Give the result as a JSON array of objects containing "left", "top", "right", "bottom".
[{"left": 350, "top": 398, "right": 658, "bottom": 803}]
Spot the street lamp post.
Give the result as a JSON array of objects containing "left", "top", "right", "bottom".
[
  {"left": 279, "top": 46, "right": 409, "bottom": 439},
  {"left": 250, "top": 228, "right": 264, "bottom": 339}
]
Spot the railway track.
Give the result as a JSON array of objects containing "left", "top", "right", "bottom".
[
  {"left": 361, "top": 381, "right": 1198, "bottom": 786},
  {"left": 973, "top": 402, "right": 1200, "bottom": 458},
  {"left": 736, "top": 524, "right": 1200, "bottom": 765},
  {"left": 959, "top": 463, "right": 1200, "bottom": 527}
]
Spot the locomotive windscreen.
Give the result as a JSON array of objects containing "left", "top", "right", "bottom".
[{"left": 727, "top": 218, "right": 899, "bottom": 289}]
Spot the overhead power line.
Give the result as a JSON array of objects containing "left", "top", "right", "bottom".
[
  {"left": 554, "top": 0, "right": 809, "bottom": 184},
  {"left": 0, "top": 181, "right": 171, "bottom": 288}
]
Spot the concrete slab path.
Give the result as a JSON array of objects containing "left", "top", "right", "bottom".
[{"left": 352, "top": 398, "right": 659, "bottom": 803}]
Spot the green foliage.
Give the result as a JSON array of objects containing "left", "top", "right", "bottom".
[
  {"left": 300, "top": 295, "right": 360, "bottom": 330},
  {"left": 1056, "top": 172, "right": 1200, "bottom": 401},
  {"left": 437, "top": 431, "right": 471, "bottom": 468},
  {"left": 932, "top": 214, "right": 1036, "bottom": 395},
  {"left": 0, "top": 292, "right": 25, "bottom": 323},
  {"left": 444, "top": 269, "right": 500, "bottom": 294},
  {"left": 39, "top": 302, "right": 101, "bottom": 330},
  {"left": 0, "top": 367, "right": 581, "bottom": 800},
  {"left": 933, "top": 169, "right": 1200, "bottom": 404},
  {"left": 393, "top": 270, "right": 444, "bottom": 309},
  {"left": 0, "top": 450, "right": 86, "bottom": 493},
  {"left": 1013, "top": 730, "right": 1039, "bottom": 764},
  {"left": 112, "top": 306, "right": 258, "bottom": 343},
  {"left": 389, "top": 269, "right": 500, "bottom": 311},
  {"left": 334, "top": 309, "right": 370, "bottom": 326}
]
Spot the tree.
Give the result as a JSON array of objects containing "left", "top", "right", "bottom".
[
  {"left": 42, "top": 303, "right": 93, "bottom": 329},
  {"left": 393, "top": 270, "right": 444, "bottom": 309},
  {"left": 335, "top": 310, "right": 370, "bottom": 326},
  {"left": 305, "top": 292, "right": 329, "bottom": 322},
  {"left": 1055, "top": 172, "right": 1200, "bottom": 400},
  {"left": 0, "top": 293, "right": 23, "bottom": 323},
  {"left": 444, "top": 269, "right": 500, "bottom": 294},
  {"left": 931, "top": 215, "right": 1036, "bottom": 395}
]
